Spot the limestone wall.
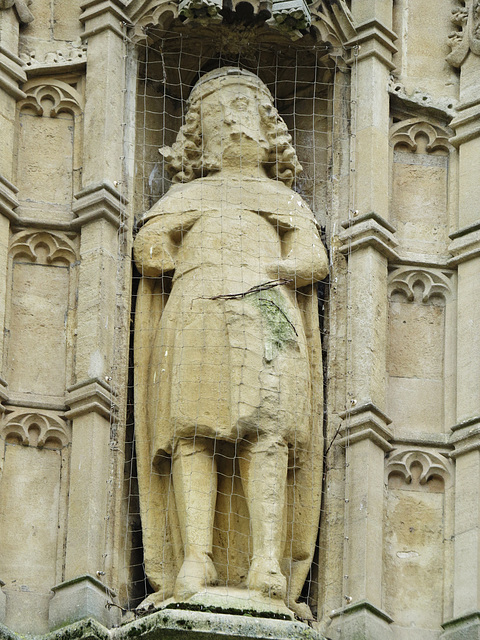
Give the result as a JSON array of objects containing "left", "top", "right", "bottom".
[
  {"left": 0, "top": 1, "right": 477, "bottom": 639},
  {"left": 0, "top": 0, "right": 132, "bottom": 634}
]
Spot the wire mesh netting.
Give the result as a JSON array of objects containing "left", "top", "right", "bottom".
[{"left": 120, "top": 28, "right": 354, "bottom": 620}]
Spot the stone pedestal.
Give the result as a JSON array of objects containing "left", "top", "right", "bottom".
[
  {"left": 49, "top": 575, "right": 119, "bottom": 631},
  {"left": 116, "top": 608, "right": 325, "bottom": 640},
  {"left": 0, "top": 609, "right": 326, "bottom": 640},
  {"left": 442, "top": 613, "right": 480, "bottom": 640},
  {"left": 329, "top": 601, "right": 393, "bottom": 640}
]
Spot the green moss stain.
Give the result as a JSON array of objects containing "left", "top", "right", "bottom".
[
  {"left": 247, "top": 288, "right": 297, "bottom": 361},
  {"left": 165, "top": 602, "right": 290, "bottom": 620}
]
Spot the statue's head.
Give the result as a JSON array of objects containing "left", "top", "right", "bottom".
[{"left": 161, "top": 67, "right": 302, "bottom": 188}]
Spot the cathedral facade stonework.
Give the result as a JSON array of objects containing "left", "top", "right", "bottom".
[{"left": 0, "top": 1, "right": 477, "bottom": 640}]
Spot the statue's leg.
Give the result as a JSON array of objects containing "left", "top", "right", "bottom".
[
  {"left": 172, "top": 436, "right": 218, "bottom": 599},
  {"left": 239, "top": 436, "right": 288, "bottom": 599}
]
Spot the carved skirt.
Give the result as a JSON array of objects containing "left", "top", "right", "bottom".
[{"left": 146, "top": 280, "right": 313, "bottom": 455}]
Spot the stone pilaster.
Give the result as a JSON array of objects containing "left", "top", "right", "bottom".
[
  {"left": 334, "top": 10, "right": 397, "bottom": 634},
  {"left": 48, "top": 1, "right": 128, "bottom": 630},
  {"left": 49, "top": 188, "right": 125, "bottom": 629},
  {"left": 345, "top": 2, "right": 397, "bottom": 223},
  {"left": 0, "top": 9, "right": 26, "bottom": 178},
  {"left": 79, "top": 0, "right": 129, "bottom": 187},
  {"left": 443, "top": 19, "right": 480, "bottom": 639},
  {"left": 0, "top": 12, "right": 24, "bottom": 620},
  {"left": 0, "top": 175, "right": 18, "bottom": 387},
  {"left": 332, "top": 217, "right": 397, "bottom": 636},
  {"left": 0, "top": 8, "right": 25, "bottom": 401}
]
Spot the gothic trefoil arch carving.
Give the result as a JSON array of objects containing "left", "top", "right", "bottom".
[
  {"left": 385, "top": 447, "right": 453, "bottom": 490},
  {"left": 9, "top": 230, "right": 79, "bottom": 266},
  {"left": 0, "top": 410, "right": 70, "bottom": 449},
  {"left": 17, "top": 78, "right": 84, "bottom": 117},
  {"left": 388, "top": 267, "right": 453, "bottom": 304},
  {"left": 390, "top": 119, "right": 453, "bottom": 154}
]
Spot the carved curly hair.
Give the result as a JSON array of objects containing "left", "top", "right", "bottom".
[{"left": 160, "top": 95, "right": 302, "bottom": 189}]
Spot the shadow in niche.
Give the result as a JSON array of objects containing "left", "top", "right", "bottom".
[
  {"left": 124, "top": 262, "right": 154, "bottom": 610},
  {"left": 125, "top": 273, "right": 330, "bottom": 616},
  {"left": 297, "top": 272, "right": 329, "bottom": 620},
  {"left": 131, "top": 39, "right": 334, "bottom": 614}
]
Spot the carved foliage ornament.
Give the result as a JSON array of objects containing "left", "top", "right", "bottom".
[
  {"left": 0, "top": 411, "right": 70, "bottom": 449},
  {"left": 388, "top": 267, "right": 453, "bottom": 304},
  {"left": 18, "top": 78, "right": 84, "bottom": 117},
  {"left": 130, "top": 0, "right": 354, "bottom": 45},
  {"left": 447, "top": 0, "right": 480, "bottom": 67},
  {"left": 0, "top": 0, "right": 33, "bottom": 24}
]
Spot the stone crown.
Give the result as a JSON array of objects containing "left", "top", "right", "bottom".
[{"left": 188, "top": 67, "right": 273, "bottom": 106}]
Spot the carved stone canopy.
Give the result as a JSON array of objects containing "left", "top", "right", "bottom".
[
  {"left": 0, "top": 0, "right": 34, "bottom": 24},
  {"left": 128, "top": 0, "right": 354, "bottom": 46}
]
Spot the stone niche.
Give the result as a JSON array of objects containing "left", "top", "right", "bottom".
[
  {"left": 390, "top": 119, "right": 452, "bottom": 261},
  {"left": 127, "top": 20, "right": 336, "bottom": 612},
  {"left": 386, "top": 267, "right": 455, "bottom": 439},
  {"left": 132, "top": 28, "right": 333, "bottom": 230},
  {"left": 0, "top": 410, "right": 71, "bottom": 634},
  {"left": 383, "top": 448, "right": 453, "bottom": 636},
  {"left": 15, "top": 77, "right": 84, "bottom": 223},
  {"left": 4, "top": 230, "right": 78, "bottom": 407}
]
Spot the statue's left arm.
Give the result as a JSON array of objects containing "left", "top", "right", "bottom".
[
  {"left": 265, "top": 202, "right": 328, "bottom": 287},
  {"left": 134, "top": 209, "right": 200, "bottom": 277}
]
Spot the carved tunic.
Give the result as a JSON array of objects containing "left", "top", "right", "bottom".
[{"left": 134, "top": 175, "right": 325, "bottom": 455}]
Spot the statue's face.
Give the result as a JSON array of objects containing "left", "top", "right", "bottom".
[{"left": 199, "top": 84, "right": 269, "bottom": 166}]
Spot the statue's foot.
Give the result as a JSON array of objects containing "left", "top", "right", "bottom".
[
  {"left": 246, "top": 557, "right": 287, "bottom": 600},
  {"left": 137, "top": 591, "right": 170, "bottom": 612},
  {"left": 174, "top": 553, "right": 218, "bottom": 600},
  {"left": 289, "top": 600, "right": 314, "bottom": 621}
]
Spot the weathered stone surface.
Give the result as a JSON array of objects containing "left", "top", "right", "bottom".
[
  {"left": 0, "top": 610, "right": 325, "bottom": 640},
  {"left": 49, "top": 576, "right": 119, "bottom": 631},
  {"left": 393, "top": 0, "right": 457, "bottom": 99},
  {"left": 134, "top": 67, "right": 327, "bottom": 617},
  {"left": 115, "top": 609, "right": 324, "bottom": 640},
  {"left": 16, "top": 110, "right": 75, "bottom": 221},
  {"left": 0, "top": 0, "right": 478, "bottom": 636}
]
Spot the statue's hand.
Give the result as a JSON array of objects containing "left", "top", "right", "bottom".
[
  {"left": 273, "top": 227, "right": 329, "bottom": 286},
  {"left": 266, "top": 260, "right": 303, "bottom": 287},
  {"left": 267, "top": 257, "right": 327, "bottom": 288},
  {"left": 133, "top": 224, "right": 176, "bottom": 276}
]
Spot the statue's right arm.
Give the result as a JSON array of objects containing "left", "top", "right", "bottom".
[
  {"left": 134, "top": 218, "right": 175, "bottom": 277},
  {"left": 133, "top": 208, "right": 201, "bottom": 277}
]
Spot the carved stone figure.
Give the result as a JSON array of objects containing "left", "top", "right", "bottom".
[
  {"left": 134, "top": 67, "right": 328, "bottom": 617},
  {"left": 0, "top": 0, "right": 34, "bottom": 24}
]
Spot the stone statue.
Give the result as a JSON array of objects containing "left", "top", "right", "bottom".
[
  {"left": 0, "top": 0, "right": 34, "bottom": 23},
  {"left": 134, "top": 67, "right": 328, "bottom": 617}
]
